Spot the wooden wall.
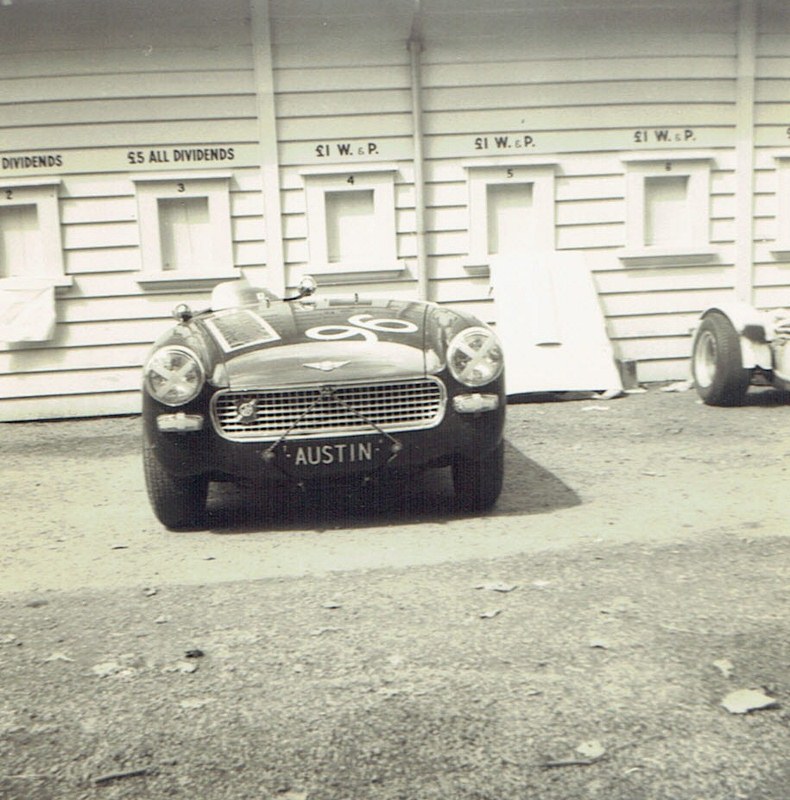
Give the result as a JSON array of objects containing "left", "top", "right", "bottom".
[
  {"left": 0, "top": 0, "right": 261, "bottom": 420},
  {"left": 1, "top": 0, "right": 789, "bottom": 420}
]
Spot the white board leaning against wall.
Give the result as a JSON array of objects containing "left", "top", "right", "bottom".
[{"left": 491, "top": 251, "right": 623, "bottom": 396}]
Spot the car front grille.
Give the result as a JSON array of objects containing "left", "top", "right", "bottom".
[{"left": 211, "top": 378, "right": 446, "bottom": 441}]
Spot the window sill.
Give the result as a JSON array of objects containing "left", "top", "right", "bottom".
[
  {"left": 136, "top": 271, "right": 239, "bottom": 288},
  {"left": 618, "top": 247, "right": 719, "bottom": 267},
  {"left": 462, "top": 261, "right": 491, "bottom": 278},
  {"left": 0, "top": 276, "right": 73, "bottom": 292},
  {"left": 308, "top": 261, "right": 405, "bottom": 282}
]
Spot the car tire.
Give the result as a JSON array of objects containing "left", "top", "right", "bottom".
[
  {"left": 452, "top": 440, "right": 504, "bottom": 512},
  {"left": 143, "top": 443, "right": 208, "bottom": 530},
  {"left": 691, "top": 311, "right": 751, "bottom": 406}
]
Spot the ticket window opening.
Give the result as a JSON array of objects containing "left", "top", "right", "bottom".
[
  {"left": 644, "top": 174, "right": 690, "bottom": 247},
  {"left": 487, "top": 182, "right": 535, "bottom": 258},
  {"left": 325, "top": 189, "right": 375, "bottom": 264},
  {"left": 0, "top": 204, "right": 41, "bottom": 279},
  {"left": 157, "top": 196, "right": 211, "bottom": 272},
  {"left": 486, "top": 182, "right": 559, "bottom": 345}
]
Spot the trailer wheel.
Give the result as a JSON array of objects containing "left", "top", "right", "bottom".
[{"left": 692, "top": 311, "right": 751, "bottom": 406}]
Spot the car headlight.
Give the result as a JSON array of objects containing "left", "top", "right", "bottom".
[
  {"left": 144, "top": 346, "right": 205, "bottom": 406},
  {"left": 447, "top": 326, "right": 504, "bottom": 387}
]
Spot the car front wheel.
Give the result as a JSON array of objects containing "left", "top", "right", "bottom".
[
  {"left": 452, "top": 441, "right": 504, "bottom": 511},
  {"left": 691, "top": 311, "right": 751, "bottom": 406},
  {"left": 143, "top": 443, "right": 208, "bottom": 529}
]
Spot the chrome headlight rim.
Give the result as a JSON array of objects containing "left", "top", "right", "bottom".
[
  {"left": 144, "top": 345, "right": 206, "bottom": 407},
  {"left": 447, "top": 326, "right": 504, "bottom": 388}
]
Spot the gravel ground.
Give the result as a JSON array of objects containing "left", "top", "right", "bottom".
[{"left": 0, "top": 386, "right": 788, "bottom": 800}]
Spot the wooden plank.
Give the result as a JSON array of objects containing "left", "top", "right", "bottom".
[
  {"left": 615, "top": 335, "right": 692, "bottom": 361},
  {"left": 279, "top": 114, "right": 412, "bottom": 141},
  {"left": 600, "top": 288, "right": 732, "bottom": 316},
  {"left": 0, "top": 76, "right": 255, "bottom": 106},
  {"left": 594, "top": 265, "right": 735, "bottom": 293},
  {"left": 423, "top": 105, "right": 736, "bottom": 136},
  {"left": 277, "top": 90, "right": 411, "bottom": 117},
  {"left": 275, "top": 66, "right": 410, "bottom": 93},
  {"left": 50, "top": 319, "right": 174, "bottom": 349},
  {"left": 754, "top": 262, "right": 790, "bottom": 286},
  {"left": 62, "top": 222, "right": 139, "bottom": 251},
  {"left": 1, "top": 120, "right": 258, "bottom": 150},
  {"left": 0, "top": 343, "right": 150, "bottom": 375},
  {"left": 423, "top": 57, "right": 736, "bottom": 86},
  {"left": 423, "top": 81, "right": 735, "bottom": 112},
  {"left": 60, "top": 197, "right": 137, "bottom": 225},
  {"left": 607, "top": 312, "right": 700, "bottom": 339},
  {"left": 556, "top": 199, "right": 624, "bottom": 227},
  {"left": 753, "top": 285, "right": 790, "bottom": 307},
  {"left": 556, "top": 225, "right": 623, "bottom": 250},
  {"left": 60, "top": 294, "right": 189, "bottom": 323},
  {"left": 0, "top": 391, "right": 141, "bottom": 422},
  {"left": 0, "top": 47, "right": 252, "bottom": 80},
  {"left": 757, "top": 58, "right": 790, "bottom": 78},
  {"left": 65, "top": 248, "right": 142, "bottom": 274},
  {"left": 636, "top": 358, "right": 691, "bottom": 383},
  {"left": 423, "top": 35, "right": 735, "bottom": 64},
  {"left": 0, "top": 367, "right": 142, "bottom": 399}
]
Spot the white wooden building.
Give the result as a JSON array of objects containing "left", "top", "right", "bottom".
[{"left": 1, "top": 0, "right": 788, "bottom": 419}]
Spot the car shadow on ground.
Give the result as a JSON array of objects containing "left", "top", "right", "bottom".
[{"left": 203, "top": 441, "right": 581, "bottom": 534}]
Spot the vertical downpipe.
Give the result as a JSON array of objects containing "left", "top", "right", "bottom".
[
  {"left": 409, "top": 1, "right": 429, "bottom": 300},
  {"left": 734, "top": 0, "right": 757, "bottom": 304}
]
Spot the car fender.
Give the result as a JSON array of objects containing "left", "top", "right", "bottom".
[{"left": 693, "top": 303, "right": 774, "bottom": 370}]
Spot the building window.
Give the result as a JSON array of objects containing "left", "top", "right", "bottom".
[
  {"left": 620, "top": 154, "right": 717, "bottom": 264},
  {"left": 463, "top": 160, "right": 557, "bottom": 275},
  {"left": 300, "top": 165, "right": 400, "bottom": 280},
  {"left": 133, "top": 172, "right": 236, "bottom": 286},
  {"left": 773, "top": 153, "right": 790, "bottom": 254},
  {"left": 0, "top": 179, "right": 69, "bottom": 289}
]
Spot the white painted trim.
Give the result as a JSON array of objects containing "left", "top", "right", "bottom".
[
  {"left": 464, "top": 163, "right": 557, "bottom": 271},
  {"left": 620, "top": 151, "right": 717, "bottom": 164},
  {"left": 0, "top": 179, "right": 66, "bottom": 284},
  {"left": 299, "top": 163, "right": 399, "bottom": 177},
  {"left": 301, "top": 170, "right": 399, "bottom": 277},
  {"left": 734, "top": 0, "right": 756, "bottom": 303},
  {"left": 250, "top": 0, "right": 286, "bottom": 295},
  {"left": 772, "top": 154, "right": 790, "bottom": 254},
  {"left": 131, "top": 172, "right": 231, "bottom": 183},
  {"left": 133, "top": 174, "right": 235, "bottom": 281}
]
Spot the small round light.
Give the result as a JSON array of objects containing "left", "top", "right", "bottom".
[
  {"left": 144, "top": 346, "right": 205, "bottom": 406},
  {"left": 447, "top": 326, "right": 504, "bottom": 387}
]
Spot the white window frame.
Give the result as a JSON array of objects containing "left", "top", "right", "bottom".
[
  {"left": 620, "top": 153, "right": 718, "bottom": 264},
  {"left": 463, "top": 159, "right": 558, "bottom": 276},
  {"left": 0, "top": 178, "right": 71, "bottom": 290},
  {"left": 132, "top": 172, "right": 237, "bottom": 286},
  {"left": 772, "top": 152, "right": 790, "bottom": 255},
  {"left": 300, "top": 164, "right": 400, "bottom": 280}
]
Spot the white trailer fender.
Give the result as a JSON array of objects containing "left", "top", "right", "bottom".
[{"left": 692, "top": 303, "right": 774, "bottom": 370}]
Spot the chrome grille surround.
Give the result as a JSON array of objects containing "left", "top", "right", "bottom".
[{"left": 211, "top": 377, "right": 447, "bottom": 441}]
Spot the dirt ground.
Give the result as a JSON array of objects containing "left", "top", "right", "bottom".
[{"left": 0, "top": 385, "right": 788, "bottom": 799}]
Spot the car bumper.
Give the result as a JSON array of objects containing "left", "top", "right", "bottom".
[{"left": 143, "top": 388, "right": 505, "bottom": 485}]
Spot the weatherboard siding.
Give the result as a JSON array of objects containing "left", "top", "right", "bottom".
[
  {"left": 0, "top": 0, "right": 262, "bottom": 420},
  {"left": 1, "top": 0, "right": 789, "bottom": 420}
]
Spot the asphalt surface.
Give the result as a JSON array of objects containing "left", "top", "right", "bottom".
[{"left": 0, "top": 386, "right": 788, "bottom": 800}]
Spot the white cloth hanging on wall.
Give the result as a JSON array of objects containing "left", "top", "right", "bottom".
[{"left": 0, "top": 281, "right": 57, "bottom": 343}]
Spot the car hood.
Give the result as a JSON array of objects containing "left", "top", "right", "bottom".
[{"left": 196, "top": 297, "right": 439, "bottom": 389}]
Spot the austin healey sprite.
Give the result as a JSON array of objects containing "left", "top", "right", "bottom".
[{"left": 142, "top": 277, "right": 506, "bottom": 528}]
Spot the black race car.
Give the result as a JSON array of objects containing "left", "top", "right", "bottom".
[{"left": 142, "top": 277, "right": 506, "bottom": 528}]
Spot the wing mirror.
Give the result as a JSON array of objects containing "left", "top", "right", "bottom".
[{"left": 285, "top": 275, "right": 317, "bottom": 302}]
